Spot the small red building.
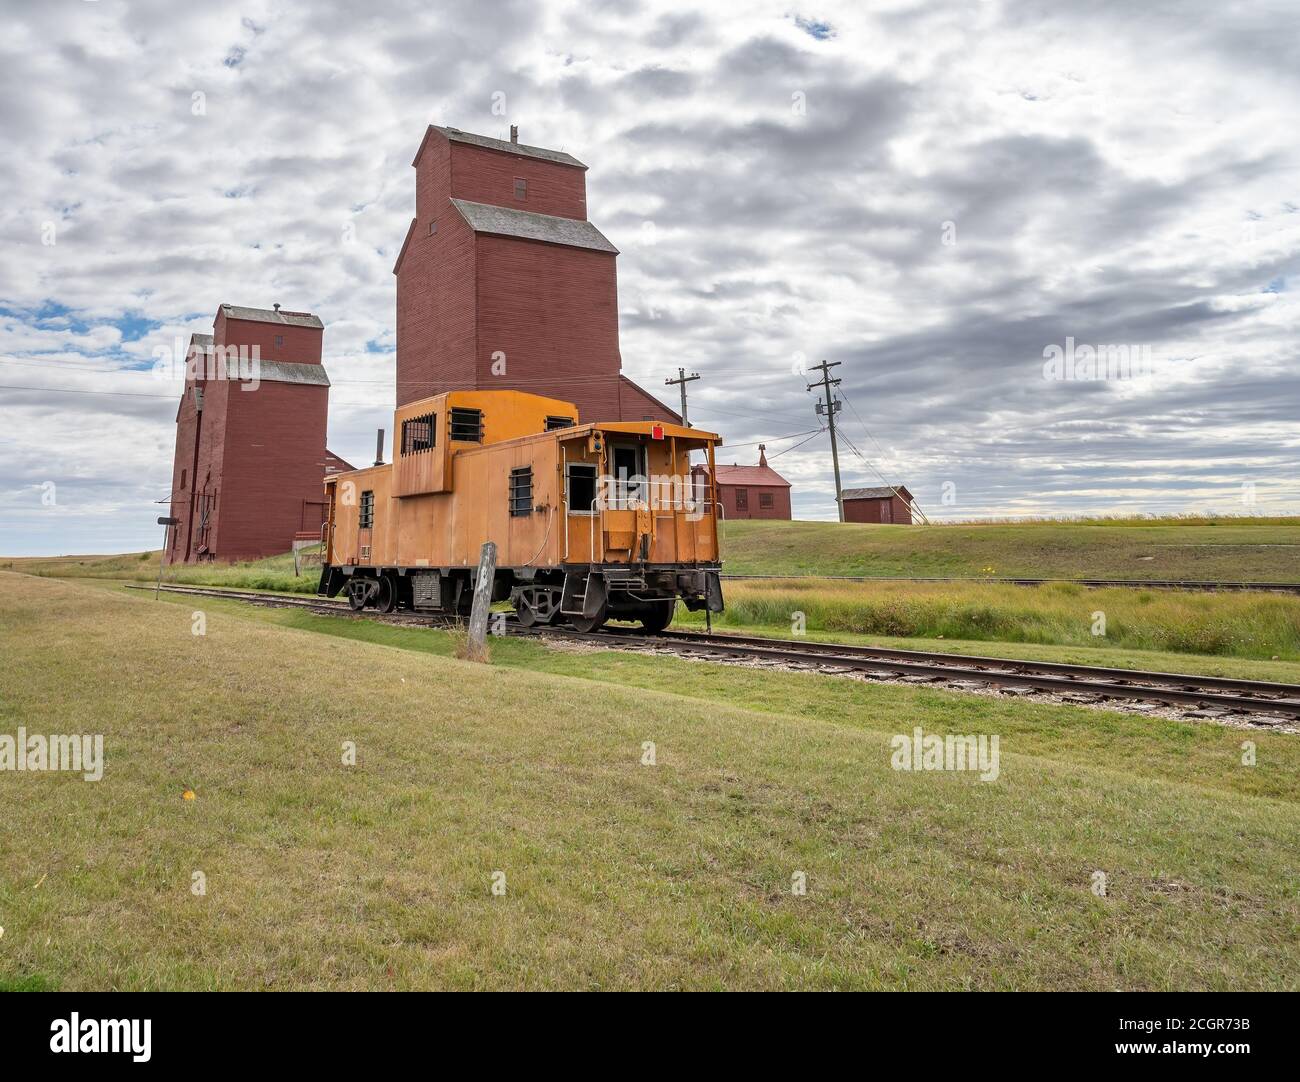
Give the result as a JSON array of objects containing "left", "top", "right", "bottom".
[
  {"left": 165, "top": 304, "right": 352, "bottom": 563},
  {"left": 842, "top": 485, "right": 914, "bottom": 524},
  {"left": 693, "top": 445, "right": 792, "bottom": 520},
  {"left": 393, "top": 124, "right": 676, "bottom": 423}
]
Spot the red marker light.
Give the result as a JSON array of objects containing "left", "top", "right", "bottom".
[{"left": 651, "top": 424, "right": 665, "bottom": 440}]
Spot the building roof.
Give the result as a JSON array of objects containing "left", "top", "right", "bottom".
[
  {"left": 429, "top": 125, "right": 586, "bottom": 169},
  {"left": 711, "top": 463, "right": 791, "bottom": 488},
  {"left": 218, "top": 357, "right": 331, "bottom": 387},
  {"left": 451, "top": 199, "right": 618, "bottom": 253},
  {"left": 189, "top": 332, "right": 214, "bottom": 348},
  {"left": 324, "top": 449, "right": 355, "bottom": 473},
  {"left": 842, "top": 485, "right": 912, "bottom": 501},
  {"left": 219, "top": 304, "right": 324, "bottom": 330}
]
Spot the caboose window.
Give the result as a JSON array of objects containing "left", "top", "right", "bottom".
[
  {"left": 509, "top": 467, "right": 534, "bottom": 517},
  {"left": 545, "top": 415, "right": 575, "bottom": 431},
  {"left": 401, "top": 413, "right": 435, "bottom": 454},
  {"left": 449, "top": 407, "right": 484, "bottom": 442},
  {"left": 359, "top": 490, "right": 375, "bottom": 528},
  {"left": 566, "top": 464, "right": 598, "bottom": 515}
]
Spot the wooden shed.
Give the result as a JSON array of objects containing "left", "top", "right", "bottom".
[{"left": 841, "top": 485, "right": 914, "bottom": 525}]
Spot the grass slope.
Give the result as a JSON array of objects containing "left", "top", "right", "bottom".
[
  {"left": 719, "top": 517, "right": 1300, "bottom": 581},
  {"left": 2, "top": 550, "right": 318, "bottom": 594},
  {"left": 694, "top": 578, "right": 1300, "bottom": 660},
  {"left": 8, "top": 518, "right": 1300, "bottom": 661},
  {"left": 1, "top": 573, "right": 1298, "bottom": 990}
]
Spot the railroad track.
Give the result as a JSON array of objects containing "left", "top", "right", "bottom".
[
  {"left": 723, "top": 574, "right": 1300, "bottom": 594},
  {"left": 132, "top": 583, "right": 1300, "bottom": 722},
  {"left": 586, "top": 627, "right": 1300, "bottom": 721}
]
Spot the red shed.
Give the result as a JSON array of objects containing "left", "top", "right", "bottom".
[
  {"left": 393, "top": 124, "right": 676, "bottom": 424},
  {"left": 842, "top": 485, "right": 914, "bottom": 524},
  {"left": 693, "top": 445, "right": 792, "bottom": 520},
  {"left": 165, "top": 304, "right": 348, "bottom": 563}
]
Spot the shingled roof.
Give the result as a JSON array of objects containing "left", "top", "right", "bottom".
[
  {"left": 430, "top": 125, "right": 586, "bottom": 169},
  {"left": 713, "top": 463, "right": 791, "bottom": 487},
  {"left": 217, "top": 357, "right": 331, "bottom": 386},
  {"left": 220, "top": 304, "right": 324, "bottom": 330},
  {"left": 451, "top": 199, "right": 618, "bottom": 254},
  {"left": 842, "top": 485, "right": 912, "bottom": 500}
]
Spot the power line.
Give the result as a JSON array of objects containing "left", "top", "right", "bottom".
[
  {"left": 839, "top": 391, "right": 931, "bottom": 524},
  {"left": 766, "top": 428, "right": 826, "bottom": 458},
  {"left": 0, "top": 382, "right": 177, "bottom": 399},
  {"left": 723, "top": 426, "right": 824, "bottom": 451},
  {"left": 837, "top": 432, "right": 931, "bottom": 526}
]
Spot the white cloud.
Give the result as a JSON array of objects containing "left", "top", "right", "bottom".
[{"left": 1, "top": 0, "right": 1298, "bottom": 555}]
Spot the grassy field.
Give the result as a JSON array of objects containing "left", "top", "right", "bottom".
[
  {"left": 8, "top": 520, "right": 1300, "bottom": 663},
  {"left": 1, "top": 550, "right": 317, "bottom": 594},
  {"left": 718, "top": 516, "right": 1300, "bottom": 581},
  {"left": 688, "top": 578, "right": 1300, "bottom": 661},
  {"left": 2, "top": 573, "right": 1298, "bottom": 990},
  {"left": 9, "top": 514, "right": 1300, "bottom": 592}
]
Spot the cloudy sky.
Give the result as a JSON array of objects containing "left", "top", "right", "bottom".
[{"left": 2, "top": 0, "right": 1297, "bottom": 555}]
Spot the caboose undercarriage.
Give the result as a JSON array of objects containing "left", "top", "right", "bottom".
[{"left": 317, "top": 561, "right": 723, "bottom": 634}]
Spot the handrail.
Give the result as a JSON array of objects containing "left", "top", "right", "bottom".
[{"left": 601, "top": 475, "right": 703, "bottom": 514}]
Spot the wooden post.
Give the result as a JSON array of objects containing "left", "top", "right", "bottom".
[
  {"left": 466, "top": 540, "right": 497, "bottom": 662},
  {"left": 155, "top": 517, "right": 179, "bottom": 600}
]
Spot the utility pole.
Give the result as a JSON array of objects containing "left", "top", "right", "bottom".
[
  {"left": 807, "top": 359, "right": 845, "bottom": 522},
  {"left": 665, "top": 367, "right": 700, "bottom": 427}
]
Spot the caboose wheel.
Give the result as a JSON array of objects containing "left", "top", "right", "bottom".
[
  {"left": 514, "top": 587, "right": 560, "bottom": 627},
  {"left": 569, "top": 608, "right": 607, "bottom": 634},
  {"left": 346, "top": 578, "right": 369, "bottom": 610},
  {"left": 639, "top": 601, "right": 676, "bottom": 634},
  {"left": 374, "top": 575, "right": 397, "bottom": 614}
]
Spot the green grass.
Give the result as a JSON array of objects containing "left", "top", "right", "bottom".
[
  {"left": 718, "top": 516, "right": 1300, "bottom": 581},
  {"left": 690, "top": 578, "right": 1300, "bottom": 661},
  {"left": 10, "top": 514, "right": 1300, "bottom": 593},
  {"left": 9, "top": 520, "right": 1300, "bottom": 662},
  {"left": 1, "top": 549, "right": 320, "bottom": 594},
  {"left": 2, "top": 572, "right": 1298, "bottom": 990}
]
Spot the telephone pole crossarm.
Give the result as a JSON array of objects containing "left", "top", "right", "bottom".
[{"left": 665, "top": 367, "right": 701, "bottom": 427}]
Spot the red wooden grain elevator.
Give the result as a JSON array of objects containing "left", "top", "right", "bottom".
[
  {"left": 165, "top": 304, "right": 353, "bottom": 563},
  {"left": 393, "top": 125, "right": 676, "bottom": 423}
]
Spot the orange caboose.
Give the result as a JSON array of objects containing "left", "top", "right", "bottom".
[{"left": 318, "top": 389, "right": 723, "bottom": 632}]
